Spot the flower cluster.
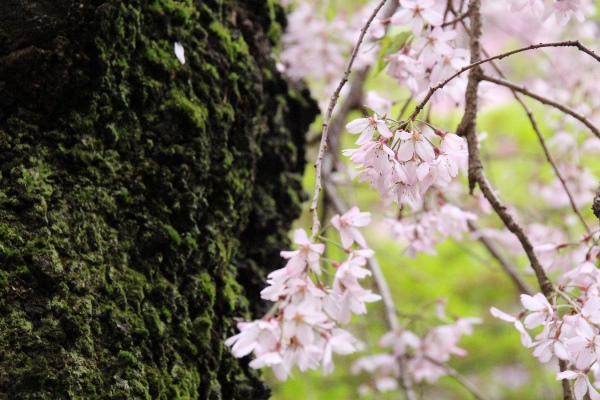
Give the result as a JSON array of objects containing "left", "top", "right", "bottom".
[
  {"left": 386, "top": 201, "right": 477, "bottom": 257},
  {"left": 226, "top": 207, "right": 380, "bottom": 379},
  {"left": 491, "top": 238, "right": 600, "bottom": 400},
  {"left": 507, "top": 0, "right": 586, "bottom": 25},
  {"left": 344, "top": 114, "right": 467, "bottom": 207},
  {"left": 352, "top": 313, "right": 481, "bottom": 395},
  {"left": 371, "top": 0, "right": 470, "bottom": 104},
  {"left": 279, "top": 1, "right": 377, "bottom": 110}
]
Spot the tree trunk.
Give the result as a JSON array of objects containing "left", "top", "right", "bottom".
[{"left": 0, "top": 1, "right": 317, "bottom": 398}]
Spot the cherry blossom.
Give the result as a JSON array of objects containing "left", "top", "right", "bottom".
[
  {"left": 331, "top": 206, "right": 372, "bottom": 249},
  {"left": 227, "top": 207, "right": 378, "bottom": 379},
  {"left": 346, "top": 114, "right": 393, "bottom": 145},
  {"left": 544, "top": 0, "right": 585, "bottom": 25},
  {"left": 280, "top": 228, "right": 325, "bottom": 275},
  {"left": 566, "top": 318, "right": 600, "bottom": 370},
  {"left": 556, "top": 370, "right": 600, "bottom": 400},
  {"left": 174, "top": 42, "right": 185, "bottom": 64},
  {"left": 521, "top": 293, "right": 556, "bottom": 329},
  {"left": 391, "top": 0, "right": 443, "bottom": 36},
  {"left": 228, "top": 0, "right": 600, "bottom": 395}
]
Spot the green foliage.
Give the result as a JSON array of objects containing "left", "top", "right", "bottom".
[{"left": 376, "top": 32, "right": 411, "bottom": 75}]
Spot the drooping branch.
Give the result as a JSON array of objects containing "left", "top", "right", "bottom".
[
  {"left": 310, "top": 0, "right": 391, "bottom": 239},
  {"left": 425, "top": 358, "right": 490, "bottom": 400},
  {"left": 322, "top": 176, "right": 416, "bottom": 400}
]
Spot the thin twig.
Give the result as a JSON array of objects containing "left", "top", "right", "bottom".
[
  {"left": 408, "top": 40, "right": 600, "bottom": 122},
  {"left": 467, "top": 221, "right": 534, "bottom": 295},
  {"left": 310, "top": 0, "right": 391, "bottom": 239},
  {"left": 319, "top": 69, "right": 369, "bottom": 233},
  {"left": 322, "top": 177, "right": 416, "bottom": 400},
  {"left": 481, "top": 74, "right": 600, "bottom": 140},
  {"left": 509, "top": 94, "right": 591, "bottom": 232},
  {"left": 441, "top": 12, "right": 470, "bottom": 28},
  {"left": 513, "top": 99, "right": 591, "bottom": 233},
  {"left": 425, "top": 357, "right": 490, "bottom": 400}
]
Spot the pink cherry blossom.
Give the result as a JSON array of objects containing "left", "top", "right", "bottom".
[
  {"left": 521, "top": 293, "right": 556, "bottom": 329},
  {"left": 391, "top": 0, "right": 443, "bottom": 36},
  {"left": 225, "top": 319, "right": 280, "bottom": 358},
  {"left": 322, "top": 328, "right": 358, "bottom": 374},
  {"left": 566, "top": 318, "right": 600, "bottom": 370},
  {"left": 379, "top": 327, "right": 421, "bottom": 355},
  {"left": 490, "top": 307, "right": 533, "bottom": 347},
  {"left": 532, "top": 336, "right": 569, "bottom": 363},
  {"left": 396, "top": 130, "right": 435, "bottom": 163},
  {"left": 346, "top": 114, "right": 393, "bottom": 145},
  {"left": 556, "top": 370, "right": 600, "bottom": 400},
  {"left": 544, "top": 0, "right": 585, "bottom": 26},
  {"left": 331, "top": 206, "right": 371, "bottom": 249},
  {"left": 280, "top": 229, "right": 325, "bottom": 275}
]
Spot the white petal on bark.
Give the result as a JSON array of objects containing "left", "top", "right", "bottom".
[{"left": 174, "top": 42, "right": 186, "bottom": 64}]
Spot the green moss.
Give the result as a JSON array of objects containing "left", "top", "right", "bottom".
[
  {"left": 118, "top": 350, "right": 139, "bottom": 366},
  {"left": 163, "top": 224, "right": 182, "bottom": 246},
  {"left": 146, "top": 40, "right": 181, "bottom": 70},
  {"left": 193, "top": 315, "right": 212, "bottom": 344},
  {"left": 0, "top": 0, "right": 315, "bottom": 398},
  {"left": 167, "top": 87, "right": 208, "bottom": 130},
  {"left": 198, "top": 272, "right": 216, "bottom": 306},
  {"left": 150, "top": 0, "right": 197, "bottom": 21}
]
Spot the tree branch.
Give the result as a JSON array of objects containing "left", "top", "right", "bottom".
[{"left": 455, "top": 6, "right": 572, "bottom": 397}]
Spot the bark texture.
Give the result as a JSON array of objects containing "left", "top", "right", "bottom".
[{"left": 0, "top": 0, "right": 317, "bottom": 398}]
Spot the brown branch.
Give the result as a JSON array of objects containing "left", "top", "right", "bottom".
[
  {"left": 455, "top": 0, "right": 483, "bottom": 194},
  {"left": 594, "top": 186, "right": 600, "bottom": 222},
  {"left": 462, "top": 17, "right": 595, "bottom": 233},
  {"left": 457, "top": 0, "right": 554, "bottom": 296},
  {"left": 481, "top": 74, "right": 600, "bottom": 140},
  {"left": 473, "top": 163, "right": 555, "bottom": 294},
  {"left": 455, "top": 7, "right": 571, "bottom": 398}
]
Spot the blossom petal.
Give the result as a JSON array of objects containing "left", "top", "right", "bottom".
[{"left": 174, "top": 42, "right": 186, "bottom": 64}]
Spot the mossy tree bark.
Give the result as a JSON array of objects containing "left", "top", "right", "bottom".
[{"left": 0, "top": 1, "right": 316, "bottom": 398}]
